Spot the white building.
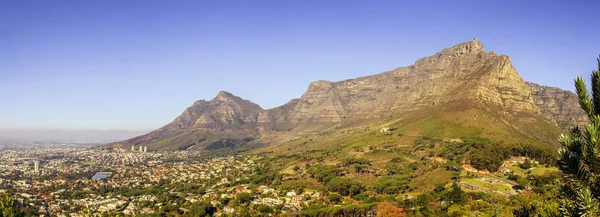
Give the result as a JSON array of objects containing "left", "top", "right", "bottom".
[{"left": 34, "top": 161, "right": 39, "bottom": 172}]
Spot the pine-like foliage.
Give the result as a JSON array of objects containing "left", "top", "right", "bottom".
[
  {"left": 558, "top": 56, "right": 600, "bottom": 217},
  {"left": 0, "top": 192, "right": 23, "bottom": 217}
]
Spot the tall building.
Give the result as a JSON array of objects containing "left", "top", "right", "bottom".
[
  {"left": 131, "top": 146, "right": 135, "bottom": 152},
  {"left": 144, "top": 146, "right": 147, "bottom": 153},
  {"left": 139, "top": 146, "right": 143, "bottom": 152},
  {"left": 34, "top": 161, "right": 39, "bottom": 173}
]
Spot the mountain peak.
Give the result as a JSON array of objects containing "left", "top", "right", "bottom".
[
  {"left": 413, "top": 38, "right": 486, "bottom": 69},
  {"left": 213, "top": 90, "right": 237, "bottom": 102},
  {"left": 445, "top": 38, "right": 485, "bottom": 55},
  {"left": 216, "top": 90, "right": 232, "bottom": 97}
]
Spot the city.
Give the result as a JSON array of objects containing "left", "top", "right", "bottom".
[{"left": 0, "top": 144, "right": 330, "bottom": 216}]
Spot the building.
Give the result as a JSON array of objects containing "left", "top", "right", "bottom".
[
  {"left": 139, "top": 146, "right": 143, "bottom": 152},
  {"left": 131, "top": 146, "right": 135, "bottom": 152},
  {"left": 223, "top": 206, "right": 234, "bottom": 213},
  {"left": 34, "top": 161, "right": 39, "bottom": 172},
  {"left": 144, "top": 146, "right": 147, "bottom": 152}
]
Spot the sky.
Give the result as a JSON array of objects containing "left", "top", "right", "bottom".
[{"left": 1, "top": 0, "right": 599, "bottom": 131}]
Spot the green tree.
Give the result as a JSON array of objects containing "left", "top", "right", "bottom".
[
  {"left": 326, "top": 177, "right": 363, "bottom": 196},
  {"left": 236, "top": 192, "right": 252, "bottom": 205},
  {"left": 327, "top": 193, "right": 342, "bottom": 204},
  {"left": 257, "top": 205, "right": 273, "bottom": 213},
  {"left": 0, "top": 192, "right": 24, "bottom": 217},
  {"left": 516, "top": 178, "right": 530, "bottom": 190},
  {"left": 520, "top": 158, "right": 534, "bottom": 169},
  {"left": 558, "top": 55, "right": 600, "bottom": 216},
  {"left": 442, "top": 183, "right": 466, "bottom": 205}
]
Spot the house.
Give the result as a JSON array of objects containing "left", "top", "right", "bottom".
[
  {"left": 262, "top": 198, "right": 283, "bottom": 206},
  {"left": 223, "top": 206, "right": 235, "bottom": 213},
  {"left": 286, "top": 191, "right": 296, "bottom": 197}
]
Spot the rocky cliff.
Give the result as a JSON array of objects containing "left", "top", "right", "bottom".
[
  {"left": 527, "top": 82, "right": 587, "bottom": 130},
  {"left": 105, "top": 39, "right": 583, "bottom": 150},
  {"left": 257, "top": 38, "right": 539, "bottom": 126}
]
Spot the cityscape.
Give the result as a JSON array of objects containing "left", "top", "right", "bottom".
[{"left": 0, "top": 143, "right": 337, "bottom": 216}]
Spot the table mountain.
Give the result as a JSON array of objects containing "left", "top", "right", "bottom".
[{"left": 104, "top": 39, "right": 586, "bottom": 150}]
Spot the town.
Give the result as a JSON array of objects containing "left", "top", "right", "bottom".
[{"left": 0, "top": 144, "right": 328, "bottom": 216}]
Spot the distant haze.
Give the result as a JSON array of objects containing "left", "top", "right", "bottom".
[{"left": 0, "top": 129, "right": 151, "bottom": 143}]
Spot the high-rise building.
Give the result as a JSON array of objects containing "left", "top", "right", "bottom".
[
  {"left": 34, "top": 161, "right": 39, "bottom": 173},
  {"left": 139, "top": 146, "right": 143, "bottom": 152},
  {"left": 131, "top": 146, "right": 135, "bottom": 152},
  {"left": 144, "top": 146, "right": 147, "bottom": 153}
]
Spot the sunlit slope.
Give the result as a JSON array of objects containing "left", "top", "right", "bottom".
[{"left": 253, "top": 99, "right": 562, "bottom": 158}]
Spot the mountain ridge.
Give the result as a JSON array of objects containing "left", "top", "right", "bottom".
[{"left": 104, "top": 39, "right": 586, "bottom": 150}]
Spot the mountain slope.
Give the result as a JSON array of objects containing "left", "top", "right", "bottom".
[
  {"left": 104, "top": 91, "right": 262, "bottom": 150},
  {"left": 104, "top": 39, "right": 584, "bottom": 151}
]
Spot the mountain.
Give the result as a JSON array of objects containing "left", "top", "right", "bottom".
[
  {"left": 258, "top": 39, "right": 537, "bottom": 126},
  {"left": 104, "top": 39, "right": 586, "bottom": 150},
  {"left": 527, "top": 82, "right": 587, "bottom": 130},
  {"left": 104, "top": 91, "right": 262, "bottom": 150}
]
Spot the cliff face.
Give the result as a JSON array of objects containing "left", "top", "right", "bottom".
[
  {"left": 257, "top": 39, "right": 539, "bottom": 125},
  {"left": 106, "top": 39, "right": 582, "bottom": 150},
  {"left": 527, "top": 82, "right": 587, "bottom": 130}
]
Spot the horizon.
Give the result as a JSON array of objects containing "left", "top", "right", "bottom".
[{"left": 2, "top": 1, "right": 599, "bottom": 131}]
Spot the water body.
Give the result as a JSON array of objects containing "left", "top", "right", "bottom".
[{"left": 92, "top": 172, "right": 111, "bottom": 180}]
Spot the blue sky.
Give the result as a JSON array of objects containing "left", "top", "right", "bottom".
[{"left": 1, "top": 0, "right": 599, "bottom": 130}]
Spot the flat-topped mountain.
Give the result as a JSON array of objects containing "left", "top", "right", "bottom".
[
  {"left": 104, "top": 39, "right": 586, "bottom": 150},
  {"left": 258, "top": 39, "right": 538, "bottom": 126}
]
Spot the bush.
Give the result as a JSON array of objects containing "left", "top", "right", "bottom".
[
  {"left": 236, "top": 192, "right": 251, "bottom": 204},
  {"left": 257, "top": 205, "right": 272, "bottom": 213},
  {"left": 326, "top": 178, "right": 364, "bottom": 196},
  {"left": 328, "top": 193, "right": 342, "bottom": 203},
  {"left": 374, "top": 176, "right": 410, "bottom": 194}
]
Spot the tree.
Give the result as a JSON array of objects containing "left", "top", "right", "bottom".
[
  {"left": 236, "top": 192, "right": 252, "bottom": 205},
  {"left": 558, "top": 55, "right": 600, "bottom": 217},
  {"left": 0, "top": 192, "right": 24, "bottom": 217},
  {"left": 520, "top": 158, "right": 534, "bottom": 169},
  {"left": 516, "top": 178, "right": 530, "bottom": 190},
  {"left": 434, "top": 182, "right": 446, "bottom": 193},
  {"left": 327, "top": 193, "right": 342, "bottom": 204},
  {"left": 442, "top": 183, "right": 466, "bottom": 205},
  {"left": 257, "top": 205, "right": 273, "bottom": 213},
  {"left": 326, "top": 177, "right": 363, "bottom": 196},
  {"left": 189, "top": 202, "right": 216, "bottom": 217},
  {"left": 376, "top": 202, "right": 406, "bottom": 217}
]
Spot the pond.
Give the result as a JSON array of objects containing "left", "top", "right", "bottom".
[{"left": 92, "top": 172, "right": 111, "bottom": 180}]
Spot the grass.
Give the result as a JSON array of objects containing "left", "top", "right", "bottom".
[
  {"left": 460, "top": 178, "right": 512, "bottom": 193},
  {"left": 530, "top": 167, "right": 560, "bottom": 176},
  {"left": 409, "top": 168, "right": 454, "bottom": 193},
  {"left": 509, "top": 163, "right": 559, "bottom": 177}
]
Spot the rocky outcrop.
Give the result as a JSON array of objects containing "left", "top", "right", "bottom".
[{"left": 527, "top": 82, "right": 588, "bottom": 130}]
